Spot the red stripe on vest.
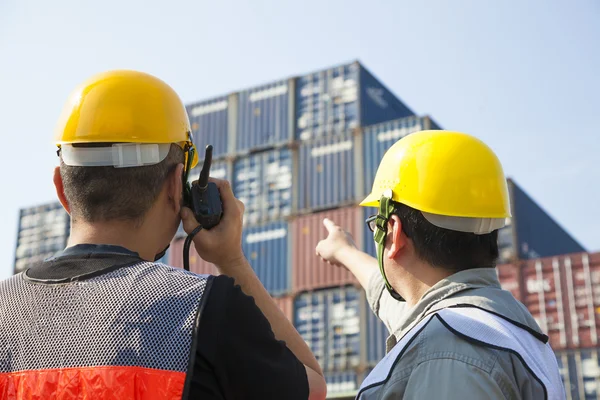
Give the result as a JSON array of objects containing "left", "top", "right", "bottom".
[{"left": 0, "top": 366, "right": 186, "bottom": 400}]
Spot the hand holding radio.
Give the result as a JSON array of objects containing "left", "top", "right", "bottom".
[{"left": 181, "top": 145, "right": 245, "bottom": 269}]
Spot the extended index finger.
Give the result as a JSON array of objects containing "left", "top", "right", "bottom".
[{"left": 322, "top": 218, "right": 339, "bottom": 233}]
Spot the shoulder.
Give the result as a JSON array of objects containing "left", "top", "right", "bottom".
[{"left": 383, "top": 314, "right": 544, "bottom": 398}]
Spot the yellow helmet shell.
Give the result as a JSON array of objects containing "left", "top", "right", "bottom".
[
  {"left": 361, "top": 130, "right": 511, "bottom": 219},
  {"left": 54, "top": 70, "right": 198, "bottom": 168}
]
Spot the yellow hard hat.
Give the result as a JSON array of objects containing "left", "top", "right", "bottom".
[
  {"left": 54, "top": 70, "right": 198, "bottom": 169},
  {"left": 361, "top": 130, "right": 511, "bottom": 234}
]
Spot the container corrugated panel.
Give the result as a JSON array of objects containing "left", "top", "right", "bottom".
[
  {"left": 168, "top": 237, "right": 220, "bottom": 276},
  {"left": 296, "top": 62, "right": 360, "bottom": 141},
  {"left": 497, "top": 223, "right": 516, "bottom": 264},
  {"left": 294, "top": 286, "right": 361, "bottom": 372},
  {"left": 298, "top": 132, "right": 355, "bottom": 212},
  {"left": 509, "top": 179, "right": 586, "bottom": 260},
  {"left": 14, "top": 202, "right": 70, "bottom": 274},
  {"left": 292, "top": 207, "right": 361, "bottom": 292},
  {"left": 358, "top": 65, "right": 415, "bottom": 127},
  {"left": 522, "top": 257, "right": 570, "bottom": 350},
  {"left": 555, "top": 349, "right": 600, "bottom": 400},
  {"left": 324, "top": 370, "right": 360, "bottom": 398},
  {"left": 233, "top": 148, "right": 293, "bottom": 225},
  {"left": 186, "top": 96, "right": 231, "bottom": 159},
  {"left": 365, "top": 299, "right": 389, "bottom": 366},
  {"left": 561, "top": 253, "right": 600, "bottom": 349},
  {"left": 496, "top": 262, "right": 522, "bottom": 301},
  {"left": 236, "top": 79, "right": 293, "bottom": 152},
  {"left": 361, "top": 115, "right": 440, "bottom": 198},
  {"left": 272, "top": 296, "right": 294, "bottom": 322},
  {"left": 242, "top": 221, "right": 290, "bottom": 296},
  {"left": 295, "top": 61, "right": 414, "bottom": 141},
  {"left": 175, "top": 159, "right": 231, "bottom": 238}
]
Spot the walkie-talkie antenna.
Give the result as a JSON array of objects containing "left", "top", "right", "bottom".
[{"left": 198, "top": 145, "right": 213, "bottom": 189}]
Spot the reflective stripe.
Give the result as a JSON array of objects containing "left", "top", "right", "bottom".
[
  {"left": 0, "top": 366, "right": 186, "bottom": 400},
  {"left": 357, "top": 307, "right": 565, "bottom": 400}
]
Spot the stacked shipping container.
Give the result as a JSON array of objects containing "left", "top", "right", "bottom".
[
  {"left": 498, "top": 252, "right": 600, "bottom": 399},
  {"left": 13, "top": 202, "right": 70, "bottom": 275}
]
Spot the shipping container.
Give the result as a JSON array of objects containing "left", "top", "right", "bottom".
[
  {"left": 13, "top": 202, "right": 70, "bottom": 274},
  {"left": 324, "top": 370, "right": 360, "bottom": 399},
  {"left": 168, "top": 237, "right": 220, "bottom": 276},
  {"left": 294, "top": 286, "right": 362, "bottom": 372},
  {"left": 298, "top": 132, "right": 356, "bottom": 212},
  {"left": 360, "top": 115, "right": 441, "bottom": 198},
  {"left": 236, "top": 79, "right": 294, "bottom": 152},
  {"left": 233, "top": 148, "right": 293, "bottom": 225},
  {"left": 555, "top": 349, "right": 600, "bottom": 400},
  {"left": 186, "top": 95, "right": 234, "bottom": 159},
  {"left": 295, "top": 61, "right": 414, "bottom": 141},
  {"left": 562, "top": 253, "right": 600, "bottom": 349},
  {"left": 242, "top": 221, "right": 290, "bottom": 296},
  {"left": 497, "top": 252, "right": 600, "bottom": 352},
  {"left": 504, "top": 179, "right": 585, "bottom": 262},
  {"left": 365, "top": 300, "right": 389, "bottom": 367},
  {"left": 292, "top": 207, "right": 361, "bottom": 292},
  {"left": 496, "top": 262, "right": 522, "bottom": 300},
  {"left": 521, "top": 257, "right": 570, "bottom": 350}
]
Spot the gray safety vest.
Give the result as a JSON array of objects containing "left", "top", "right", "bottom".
[{"left": 357, "top": 307, "right": 566, "bottom": 400}]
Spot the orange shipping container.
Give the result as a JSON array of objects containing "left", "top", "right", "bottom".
[
  {"left": 292, "top": 207, "right": 361, "bottom": 292},
  {"left": 520, "top": 257, "right": 570, "bottom": 350},
  {"left": 562, "top": 253, "right": 600, "bottom": 349}
]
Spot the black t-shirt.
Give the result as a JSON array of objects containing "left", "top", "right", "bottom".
[{"left": 25, "top": 244, "right": 309, "bottom": 400}]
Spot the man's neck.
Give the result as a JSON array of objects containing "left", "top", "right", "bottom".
[
  {"left": 67, "top": 221, "right": 157, "bottom": 261},
  {"left": 390, "top": 260, "right": 455, "bottom": 307}
]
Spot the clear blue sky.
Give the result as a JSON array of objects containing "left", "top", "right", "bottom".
[{"left": 1, "top": 0, "right": 598, "bottom": 279}]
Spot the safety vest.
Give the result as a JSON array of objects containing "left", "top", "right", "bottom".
[
  {"left": 356, "top": 307, "right": 565, "bottom": 400},
  {"left": 0, "top": 261, "right": 209, "bottom": 400}
]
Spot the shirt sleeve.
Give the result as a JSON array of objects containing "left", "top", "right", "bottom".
[
  {"left": 401, "top": 358, "right": 505, "bottom": 399},
  {"left": 366, "top": 269, "right": 407, "bottom": 335},
  {"left": 192, "top": 275, "right": 309, "bottom": 400}
]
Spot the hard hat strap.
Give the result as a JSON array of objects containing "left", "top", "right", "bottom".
[{"left": 374, "top": 194, "right": 405, "bottom": 302}]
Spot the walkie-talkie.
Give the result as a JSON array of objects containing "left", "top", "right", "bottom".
[{"left": 183, "top": 144, "right": 223, "bottom": 271}]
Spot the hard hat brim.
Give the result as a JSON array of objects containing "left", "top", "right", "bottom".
[{"left": 359, "top": 192, "right": 380, "bottom": 207}]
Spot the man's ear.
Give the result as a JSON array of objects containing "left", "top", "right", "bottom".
[
  {"left": 53, "top": 167, "right": 71, "bottom": 215},
  {"left": 167, "top": 163, "right": 185, "bottom": 214},
  {"left": 387, "top": 214, "right": 408, "bottom": 259}
]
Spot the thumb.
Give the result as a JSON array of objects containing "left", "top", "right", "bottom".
[
  {"left": 181, "top": 206, "right": 200, "bottom": 233},
  {"left": 322, "top": 218, "right": 338, "bottom": 233}
]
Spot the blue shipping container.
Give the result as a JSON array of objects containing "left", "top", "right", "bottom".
[
  {"left": 233, "top": 148, "right": 293, "bottom": 225},
  {"left": 295, "top": 61, "right": 414, "bottom": 141},
  {"left": 294, "top": 286, "right": 362, "bottom": 372},
  {"left": 365, "top": 298, "right": 389, "bottom": 366},
  {"left": 298, "top": 132, "right": 356, "bottom": 211},
  {"left": 187, "top": 96, "right": 231, "bottom": 159},
  {"left": 325, "top": 370, "right": 360, "bottom": 397},
  {"left": 508, "top": 179, "right": 586, "bottom": 260},
  {"left": 236, "top": 79, "right": 293, "bottom": 152},
  {"left": 362, "top": 115, "right": 440, "bottom": 198},
  {"left": 555, "top": 349, "right": 600, "bottom": 400},
  {"left": 14, "top": 202, "right": 70, "bottom": 274},
  {"left": 242, "top": 221, "right": 290, "bottom": 296}
]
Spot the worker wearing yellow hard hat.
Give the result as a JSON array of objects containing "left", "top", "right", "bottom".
[
  {"left": 316, "top": 130, "right": 565, "bottom": 399},
  {"left": 0, "top": 70, "right": 326, "bottom": 400}
]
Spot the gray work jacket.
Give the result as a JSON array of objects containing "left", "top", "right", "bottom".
[{"left": 361, "top": 268, "right": 565, "bottom": 399}]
